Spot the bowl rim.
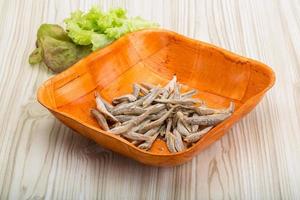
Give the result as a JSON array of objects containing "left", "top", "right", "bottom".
[{"left": 37, "top": 28, "right": 276, "bottom": 157}]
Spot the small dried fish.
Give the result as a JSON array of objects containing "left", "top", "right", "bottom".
[
  {"left": 132, "top": 125, "right": 159, "bottom": 145},
  {"left": 136, "top": 83, "right": 149, "bottom": 95},
  {"left": 181, "top": 89, "right": 197, "bottom": 99},
  {"left": 111, "top": 106, "right": 145, "bottom": 116},
  {"left": 185, "top": 113, "right": 231, "bottom": 126},
  {"left": 92, "top": 76, "right": 234, "bottom": 152},
  {"left": 191, "top": 113, "right": 199, "bottom": 132},
  {"left": 176, "top": 111, "right": 191, "bottom": 132},
  {"left": 138, "top": 132, "right": 159, "bottom": 150},
  {"left": 164, "top": 75, "right": 177, "bottom": 92},
  {"left": 188, "top": 102, "right": 235, "bottom": 116},
  {"left": 113, "top": 101, "right": 129, "bottom": 109},
  {"left": 136, "top": 119, "right": 151, "bottom": 132},
  {"left": 123, "top": 131, "right": 151, "bottom": 141},
  {"left": 111, "top": 94, "right": 148, "bottom": 113},
  {"left": 139, "top": 107, "right": 175, "bottom": 133},
  {"left": 161, "top": 75, "right": 177, "bottom": 98},
  {"left": 132, "top": 83, "right": 140, "bottom": 98},
  {"left": 112, "top": 94, "right": 137, "bottom": 105},
  {"left": 110, "top": 121, "right": 121, "bottom": 129},
  {"left": 95, "top": 92, "right": 119, "bottom": 122},
  {"left": 182, "top": 110, "right": 195, "bottom": 115},
  {"left": 94, "top": 92, "right": 114, "bottom": 112},
  {"left": 90, "top": 109, "right": 109, "bottom": 131},
  {"left": 184, "top": 126, "right": 213, "bottom": 143},
  {"left": 148, "top": 109, "right": 167, "bottom": 121},
  {"left": 168, "top": 91, "right": 175, "bottom": 99},
  {"left": 173, "top": 83, "right": 181, "bottom": 99},
  {"left": 172, "top": 111, "right": 179, "bottom": 128},
  {"left": 154, "top": 98, "right": 203, "bottom": 106},
  {"left": 142, "top": 87, "right": 161, "bottom": 108},
  {"left": 131, "top": 104, "right": 166, "bottom": 127},
  {"left": 115, "top": 115, "right": 135, "bottom": 123},
  {"left": 166, "top": 132, "right": 177, "bottom": 153},
  {"left": 173, "top": 129, "right": 185, "bottom": 151},
  {"left": 109, "top": 122, "right": 133, "bottom": 134},
  {"left": 166, "top": 118, "right": 172, "bottom": 133},
  {"left": 144, "top": 126, "right": 161, "bottom": 137},
  {"left": 177, "top": 120, "right": 190, "bottom": 137},
  {"left": 159, "top": 124, "right": 166, "bottom": 137}
]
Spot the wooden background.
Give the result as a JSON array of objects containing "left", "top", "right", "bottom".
[{"left": 1, "top": 0, "right": 300, "bottom": 199}]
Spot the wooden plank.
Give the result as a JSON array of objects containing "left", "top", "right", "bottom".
[{"left": 0, "top": 0, "right": 299, "bottom": 199}]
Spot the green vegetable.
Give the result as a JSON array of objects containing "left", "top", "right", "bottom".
[
  {"left": 29, "top": 24, "right": 91, "bottom": 73},
  {"left": 29, "top": 7, "right": 159, "bottom": 73},
  {"left": 64, "top": 7, "right": 159, "bottom": 50}
]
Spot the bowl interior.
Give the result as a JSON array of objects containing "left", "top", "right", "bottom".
[{"left": 38, "top": 29, "right": 274, "bottom": 155}]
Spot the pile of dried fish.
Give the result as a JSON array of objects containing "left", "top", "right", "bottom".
[{"left": 91, "top": 75, "right": 234, "bottom": 153}]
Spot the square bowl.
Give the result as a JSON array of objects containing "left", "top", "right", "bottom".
[{"left": 37, "top": 29, "right": 275, "bottom": 166}]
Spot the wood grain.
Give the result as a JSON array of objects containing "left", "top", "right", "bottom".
[{"left": 0, "top": 0, "right": 299, "bottom": 199}]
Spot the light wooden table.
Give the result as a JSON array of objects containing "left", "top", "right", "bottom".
[{"left": 1, "top": 0, "right": 299, "bottom": 199}]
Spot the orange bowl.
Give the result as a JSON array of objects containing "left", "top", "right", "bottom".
[{"left": 37, "top": 29, "right": 275, "bottom": 166}]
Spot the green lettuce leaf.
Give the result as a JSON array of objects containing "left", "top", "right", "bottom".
[{"left": 64, "top": 7, "right": 159, "bottom": 50}]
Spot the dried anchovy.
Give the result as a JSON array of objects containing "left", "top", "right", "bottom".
[
  {"left": 109, "top": 122, "right": 133, "bottom": 135},
  {"left": 142, "top": 87, "right": 161, "bottom": 108},
  {"left": 95, "top": 92, "right": 119, "bottom": 122},
  {"left": 111, "top": 106, "right": 145, "bottom": 116},
  {"left": 154, "top": 98, "right": 203, "bottom": 106},
  {"left": 184, "top": 102, "right": 235, "bottom": 116},
  {"left": 164, "top": 75, "right": 177, "bottom": 92},
  {"left": 161, "top": 75, "right": 176, "bottom": 98},
  {"left": 173, "top": 129, "right": 185, "bottom": 151},
  {"left": 92, "top": 75, "right": 233, "bottom": 153},
  {"left": 144, "top": 126, "right": 161, "bottom": 137},
  {"left": 176, "top": 111, "right": 191, "bottom": 132},
  {"left": 123, "top": 131, "right": 151, "bottom": 141},
  {"left": 159, "top": 124, "right": 166, "bottom": 137},
  {"left": 185, "top": 113, "right": 231, "bottom": 126},
  {"left": 166, "top": 118, "right": 172, "bottom": 133},
  {"left": 181, "top": 89, "right": 198, "bottom": 99},
  {"left": 113, "top": 100, "right": 129, "bottom": 109},
  {"left": 176, "top": 120, "right": 190, "bottom": 137},
  {"left": 90, "top": 109, "right": 109, "bottom": 131},
  {"left": 166, "top": 132, "right": 177, "bottom": 153},
  {"left": 168, "top": 91, "right": 175, "bottom": 99},
  {"left": 95, "top": 93, "right": 115, "bottom": 112},
  {"left": 135, "top": 83, "right": 149, "bottom": 95},
  {"left": 115, "top": 115, "right": 135, "bottom": 123},
  {"left": 132, "top": 83, "right": 141, "bottom": 98},
  {"left": 148, "top": 109, "right": 167, "bottom": 121},
  {"left": 112, "top": 94, "right": 137, "bottom": 105},
  {"left": 132, "top": 126, "right": 160, "bottom": 145},
  {"left": 138, "top": 132, "right": 159, "bottom": 150},
  {"left": 130, "top": 104, "right": 166, "bottom": 127},
  {"left": 111, "top": 94, "right": 148, "bottom": 113},
  {"left": 136, "top": 119, "right": 151, "bottom": 132},
  {"left": 110, "top": 121, "right": 121, "bottom": 129},
  {"left": 139, "top": 107, "right": 175, "bottom": 133},
  {"left": 173, "top": 83, "right": 181, "bottom": 99},
  {"left": 172, "top": 111, "right": 179, "bottom": 129},
  {"left": 184, "top": 126, "right": 213, "bottom": 143},
  {"left": 191, "top": 113, "right": 199, "bottom": 132}
]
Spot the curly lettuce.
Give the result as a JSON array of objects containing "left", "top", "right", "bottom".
[
  {"left": 29, "top": 7, "right": 159, "bottom": 73},
  {"left": 64, "top": 7, "right": 159, "bottom": 50}
]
